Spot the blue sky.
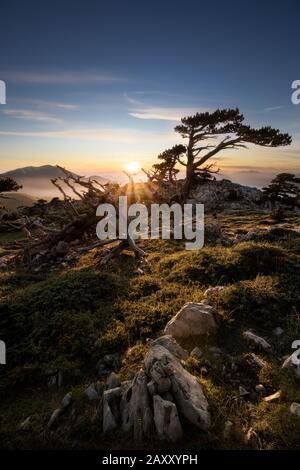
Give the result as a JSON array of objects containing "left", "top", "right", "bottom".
[{"left": 0, "top": 0, "right": 300, "bottom": 187}]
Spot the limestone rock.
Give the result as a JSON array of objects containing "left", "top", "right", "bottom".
[
  {"left": 153, "top": 395, "right": 183, "bottom": 443},
  {"left": 106, "top": 372, "right": 120, "bottom": 390},
  {"left": 144, "top": 343, "right": 210, "bottom": 430},
  {"left": 290, "top": 402, "right": 300, "bottom": 417},
  {"left": 85, "top": 384, "right": 99, "bottom": 401},
  {"left": 164, "top": 302, "right": 219, "bottom": 338},
  {"left": 243, "top": 331, "right": 272, "bottom": 352},
  {"left": 150, "top": 335, "right": 188, "bottom": 360},
  {"left": 103, "top": 387, "right": 121, "bottom": 435},
  {"left": 281, "top": 354, "right": 300, "bottom": 378}
]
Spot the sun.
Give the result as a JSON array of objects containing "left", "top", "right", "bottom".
[{"left": 125, "top": 161, "right": 140, "bottom": 174}]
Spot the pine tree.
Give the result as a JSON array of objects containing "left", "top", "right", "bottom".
[{"left": 154, "top": 108, "right": 292, "bottom": 198}]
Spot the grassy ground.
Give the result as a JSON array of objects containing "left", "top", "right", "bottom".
[{"left": 0, "top": 212, "right": 300, "bottom": 449}]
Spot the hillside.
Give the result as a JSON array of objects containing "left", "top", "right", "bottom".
[{"left": 0, "top": 213, "right": 300, "bottom": 450}]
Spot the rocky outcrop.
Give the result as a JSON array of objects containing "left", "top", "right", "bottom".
[
  {"left": 102, "top": 335, "right": 210, "bottom": 442},
  {"left": 164, "top": 302, "right": 219, "bottom": 338},
  {"left": 188, "top": 178, "right": 266, "bottom": 212}
]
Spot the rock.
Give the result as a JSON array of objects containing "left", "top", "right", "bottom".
[
  {"left": 164, "top": 302, "right": 219, "bottom": 338},
  {"left": 18, "top": 416, "right": 31, "bottom": 431},
  {"left": 47, "top": 408, "right": 61, "bottom": 429},
  {"left": 290, "top": 402, "right": 300, "bottom": 417},
  {"left": 106, "top": 372, "right": 120, "bottom": 390},
  {"left": 255, "top": 384, "right": 266, "bottom": 394},
  {"left": 103, "top": 398, "right": 118, "bottom": 435},
  {"left": 103, "top": 387, "right": 121, "bottom": 435},
  {"left": 273, "top": 327, "right": 284, "bottom": 336},
  {"left": 150, "top": 335, "right": 188, "bottom": 360},
  {"left": 61, "top": 392, "right": 73, "bottom": 409},
  {"left": 147, "top": 380, "right": 157, "bottom": 396},
  {"left": 244, "top": 353, "right": 266, "bottom": 370},
  {"left": 204, "top": 286, "right": 226, "bottom": 298},
  {"left": 239, "top": 386, "right": 250, "bottom": 397},
  {"left": 144, "top": 342, "right": 210, "bottom": 430},
  {"left": 189, "top": 178, "right": 265, "bottom": 212},
  {"left": 223, "top": 420, "right": 234, "bottom": 439},
  {"left": 281, "top": 354, "right": 300, "bottom": 378},
  {"left": 263, "top": 390, "right": 281, "bottom": 402},
  {"left": 120, "top": 371, "right": 153, "bottom": 442},
  {"left": 190, "top": 347, "right": 203, "bottom": 360},
  {"left": 243, "top": 331, "right": 272, "bottom": 352},
  {"left": 85, "top": 384, "right": 99, "bottom": 401},
  {"left": 97, "top": 353, "right": 119, "bottom": 377},
  {"left": 153, "top": 395, "right": 183, "bottom": 443}
]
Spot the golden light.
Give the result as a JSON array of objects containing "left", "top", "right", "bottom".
[{"left": 125, "top": 161, "right": 140, "bottom": 174}]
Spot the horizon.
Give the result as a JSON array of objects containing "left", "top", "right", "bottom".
[{"left": 1, "top": 0, "right": 300, "bottom": 188}]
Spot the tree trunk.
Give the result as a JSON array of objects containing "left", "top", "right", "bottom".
[{"left": 181, "top": 164, "right": 194, "bottom": 200}]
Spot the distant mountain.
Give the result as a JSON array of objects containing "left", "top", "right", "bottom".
[{"left": 0, "top": 165, "right": 109, "bottom": 198}]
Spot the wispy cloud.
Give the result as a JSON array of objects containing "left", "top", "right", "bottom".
[
  {"left": 125, "top": 91, "right": 208, "bottom": 121},
  {"left": 2, "top": 109, "right": 63, "bottom": 123},
  {"left": 0, "top": 127, "right": 178, "bottom": 145},
  {"left": 3, "top": 71, "right": 125, "bottom": 85},
  {"left": 129, "top": 106, "right": 203, "bottom": 121},
  {"left": 260, "top": 105, "right": 284, "bottom": 113}
]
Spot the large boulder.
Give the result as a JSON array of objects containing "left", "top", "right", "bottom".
[
  {"left": 164, "top": 302, "right": 219, "bottom": 338},
  {"left": 144, "top": 342, "right": 210, "bottom": 430}
]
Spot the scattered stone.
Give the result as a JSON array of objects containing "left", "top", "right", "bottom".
[
  {"left": 263, "top": 390, "right": 281, "bottom": 402},
  {"left": 164, "top": 302, "right": 219, "bottom": 338},
  {"left": 47, "top": 408, "right": 61, "bottom": 429},
  {"left": 239, "top": 386, "right": 250, "bottom": 397},
  {"left": 255, "top": 384, "right": 266, "bottom": 394},
  {"left": 200, "top": 367, "right": 209, "bottom": 377},
  {"left": 153, "top": 395, "right": 183, "bottom": 443},
  {"left": 190, "top": 347, "right": 203, "bottom": 360},
  {"left": 281, "top": 354, "right": 300, "bottom": 378},
  {"left": 244, "top": 353, "right": 266, "bottom": 370},
  {"left": 223, "top": 420, "right": 234, "bottom": 439},
  {"left": 290, "top": 402, "right": 300, "bottom": 417},
  {"left": 18, "top": 416, "right": 31, "bottom": 431},
  {"left": 106, "top": 372, "right": 120, "bottom": 390},
  {"left": 204, "top": 286, "right": 226, "bottom": 298},
  {"left": 273, "top": 327, "right": 284, "bottom": 336},
  {"left": 85, "top": 384, "right": 99, "bottom": 401},
  {"left": 243, "top": 331, "right": 272, "bottom": 352},
  {"left": 61, "top": 392, "right": 73, "bottom": 409}
]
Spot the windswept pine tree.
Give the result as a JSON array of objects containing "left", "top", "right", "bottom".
[{"left": 153, "top": 108, "right": 292, "bottom": 198}]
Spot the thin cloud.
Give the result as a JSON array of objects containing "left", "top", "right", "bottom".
[
  {"left": 2, "top": 109, "right": 63, "bottom": 123},
  {"left": 4, "top": 71, "right": 125, "bottom": 85},
  {"left": 129, "top": 106, "right": 202, "bottom": 121},
  {"left": 260, "top": 105, "right": 284, "bottom": 113},
  {"left": 0, "top": 127, "right": 178, "bottom": 145}
]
